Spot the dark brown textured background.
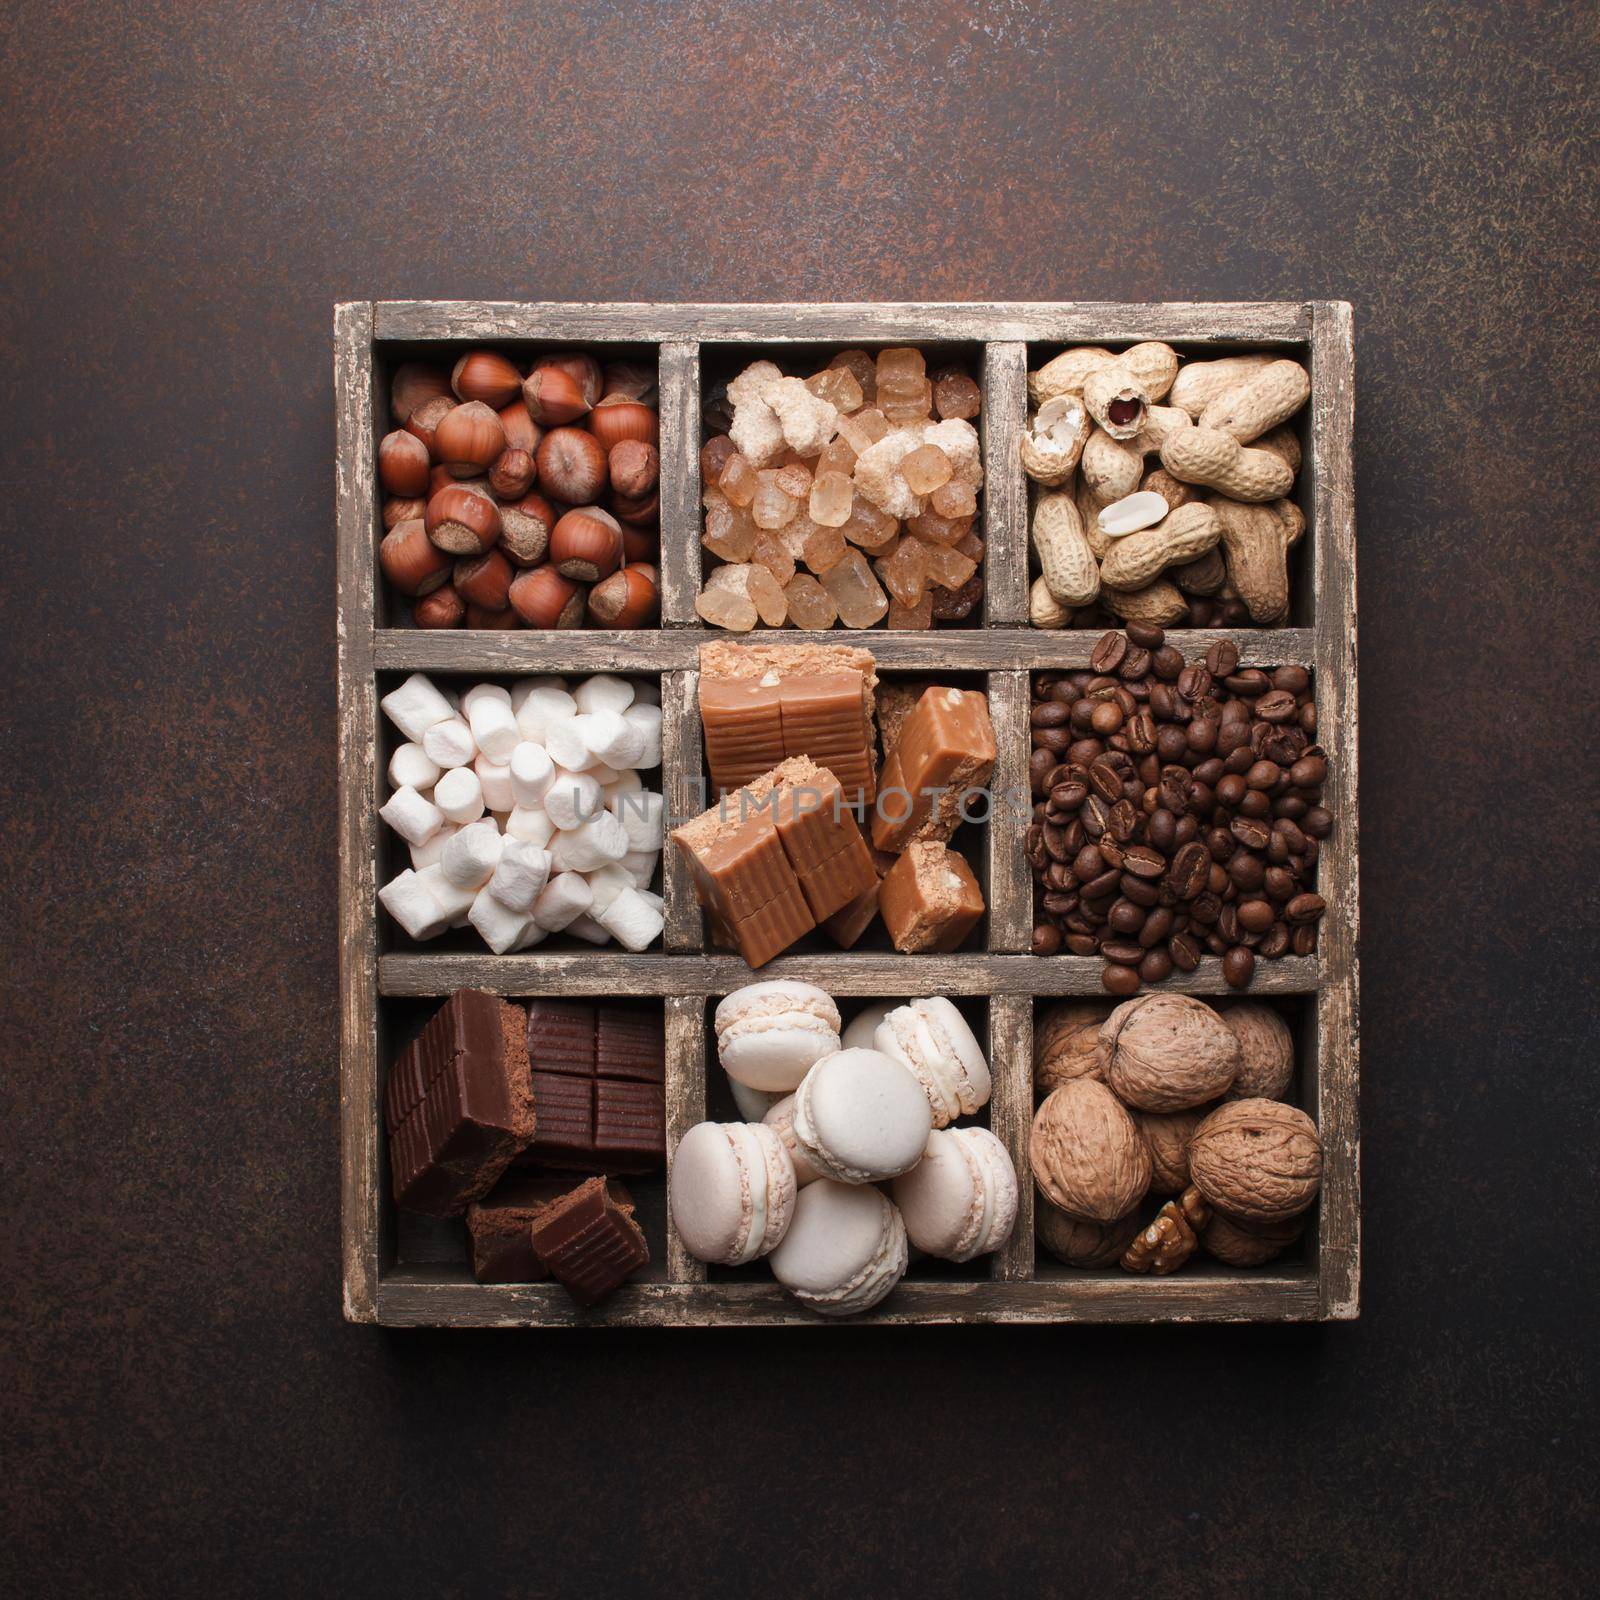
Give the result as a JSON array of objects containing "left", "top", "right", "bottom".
[{"left": 4, "top": 2, "right": 1596, "bottom": 1595}]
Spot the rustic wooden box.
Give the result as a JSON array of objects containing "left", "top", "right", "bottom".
[{"left": 336, "top": 302, "right": 1358, "bottom": 1327}]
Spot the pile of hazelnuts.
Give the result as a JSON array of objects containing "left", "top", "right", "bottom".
[{"left": 378, "top": 349, "right": 661, "bottom": 630}]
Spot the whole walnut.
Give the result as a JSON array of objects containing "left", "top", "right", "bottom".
[
  {"left": 1221, "top": 1002, "right": 1295, "bottom": 1100},
  {"left": 1189, "top": 1098, "right": 1323, "bottom": 1224},
  {"left": 1201, "top": 1209, "right": 1305, "bottom": 1267},
  {"left": 1034, "top": 1000, "right": 1113, "bottom": 1095},
  {"left": 1135, "top": 1106, "right": 1211, "bottom": 1196},
  {"left": 1099, "top": 994, "right": 1241, "bottom": 1111},
  {"left": 1036, "top": 1196, "right": 1142, "bottom": 1268},
  {"left": 1029, "top": 1079, "right": 1151, "bottom": 1223}
]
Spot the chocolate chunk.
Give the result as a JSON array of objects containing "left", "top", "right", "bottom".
[
  {"left": 385, "top": 989, "right": 536, "bottom": 1217},
  {"left": 530, "top": 1176, "right": 650, "bottom": 1307},
  {"left": 465, "top": 1176, "right": 635, "bottom": 1284}
]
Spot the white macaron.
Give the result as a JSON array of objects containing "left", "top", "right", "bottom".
[
  {"left": 841, "top": 999, "right": 896, "bottom": 1052},
  {"left": 762, "top": 1094, "right": 823, "bottom": 1187},
  {"left": 791, "top": 1048, "right": 933, "bottom": 1184},
  {"left": 727, "top": 1078, "right": 783, "bottom": 1123},
  {"left": 670, "top": 1121, "right": 797, "bottom": 1266},
  {"left": 892, "top": 1126, "right": 1019, "bottom": 1262},
  {"left": 715, "top": 980, "right": 843, "bottom": 1092},
  {"left": 874, "top": 997, "right": 992, "bottom": 1128},
  {"left": 768, "top": 1179, "right": 909, "bottom": 1316}
]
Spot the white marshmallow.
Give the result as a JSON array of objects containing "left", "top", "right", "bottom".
[
  {"left": 611, "top": 788, "right": 664, "bottom": 853},
  {"left": 473, "top": 755, "right": 514, "bottom": 813},
  {"left": 512, "top": 921, "right": 549, "bottom": 951},
  {"left": 585, "top": 864, "right": 636, "bottom": 916},
  {"left": 467, "top": 886, "right": 538, "bottom": 955},
  {"left": 414, "top": 862, "right": 477, "bottom": 921},
  {"left": 487, "top": 839, "right": 552, "bottom": 911},
  {"left": 506, "top": 806, "right": 556, "bottom": 847},
  {"left": 580, "top": 709, "right": 647, "bottom": 769},
  {"left": 585, "top": 761, "right": 624, "bottom": 787},
  {"left": 622, "top": 703, "right": 663, "bottom": 768},
  {"left": 460, "top": 683, "right": 509, "bottom": 715},
  {"left": 621, "top": 849, "right": 660, "bottom": 889},
  {"left": 381, "top": 674, "right": 455, "bottom": 742},
  {"left": 544, "top": 716, "right": 595, "bottom": 772},
  {"left": 410, "top": 821, "right": 458, "bottom": 870},
  {"left": 532, "top": 871, "right": 593, "bottom": 932},
  {"left": 432, "top": 766, "right": 485, "bottom": 825},
  {"left": 510, "top": 676, "right": 566, "bottom": 713},
  {"left": 510, "top": 742, "right": 555, "bottom": 807},
  {"left": 603, "top": 769, "right": 643, "bottom": 805},
  {"left": 440, "top": 819, "right": 503, "bottom": 889},
  {"left": 572, "top": 674, "right": 636, "bottom": 716},
  {"left": 564, "top": 913, "right": 612, "bottom": 946},
  {"left": 378, "top": 869, "right": 451, "bottom": 940},
  {"left": 388, "top": 742, "right": 442, "bottom": 792},
  {"left": 637, "top": 889, "right": 664, "bottom": 915},
  {"left": 515, "top": 686, "right": 577, "bottom": 745},
  {"left": 595, "top": 886, "right": 664, "bottom": 952},
  {"left": 422, "top": 717, "right": 476, "bottom": 769},
  {"left": 467, "top": 693, "right": 521, "bottom": 763},
  {"left": 379, "top": 785, "right": 443, "bottom": 847},
  {"left": 550, "top": 810, "right": 629, "bottom": 872},
  {"left": 545, "top": 770, "right": 604, "bottom": 831},
  {"left": 629, "top": 678, "right": 660, "bottom": 707}
]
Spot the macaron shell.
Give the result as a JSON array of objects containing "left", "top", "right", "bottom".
[
  {"left": 720, "top": 1015, "right": 842, "bottom": 1091},
  {"left": 792, "top": 1048, "right": 933, "bottom": 1184},
  {"left": 917, "top": 997, "right": 992, "bottom": 1114},
  {"left": 892, "top": 1128, "right": 984, "bottom": 1259},
  {"left": 763, "top": 1095, "right": 823, "bottom": 1186},
  {"left": 733, "top": 1120, "right": 796, "bottom": 1255},
  {"left": 669, "top": 1122, "right": 751, "bottom": 1265},
  {"left": 841, "top": 1000, "right": 896, "bottom": 1051},
  {"left": 874, "top": 1007, "right": 960, "bottom": 1127},
  {"left": 768, "top": 1180, "right": 909, "bottom": 1315},
  {"left": 714, "top": 980, "right": 841, "bottom": 1038},
  {"left": 960, "top": 1126, "right": 1018, "bottom": 1257},
  {"left": 727, "top": 1078, "right": 783, "bottom": 1122}
]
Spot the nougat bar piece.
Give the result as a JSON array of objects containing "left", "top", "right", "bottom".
[
  {"left": 875, "top": 678, "right": 936, "bottom": 759},
  {"left": 385, "top": 989, "right": 536, "bottom": 1216},
  {"left": 466, "top": 1177, "right": 635, "bottom": 1284},
  {"left": 879, "top": 842, "right": 985, "bottom": 954},
  {"left": 821, "top": 845, "right": 896, "bottom": 949},
  {"left": 699, "top": 675, "right": 784, "bottom": 798},
  {"left": 777, "top": 673, "right": 876, "bottom": 805},
  {"left": 744, "top": 755, "right": 878, "bottom": 922},
  {"left": 530, "top": 1176, "right": 651, "bottom": 1307},
  {"left": 871, "top": 686, "right": 997, "bottom": 852}
]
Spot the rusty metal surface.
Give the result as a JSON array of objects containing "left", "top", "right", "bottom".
[{"left": 2, "top": 2, "right": 1596, "bottom": 1596}]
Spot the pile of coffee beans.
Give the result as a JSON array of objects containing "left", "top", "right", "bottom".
[{"left": 1027, "top": 627, "right": 1331, "bottom": 994}]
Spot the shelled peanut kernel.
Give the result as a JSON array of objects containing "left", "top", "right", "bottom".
[{"left": 697, "top": 350, "right": 986, "bottom": 630}]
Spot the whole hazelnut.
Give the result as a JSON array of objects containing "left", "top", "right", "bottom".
[
  {"left": 508, "top": 566, "right": 585, "bottom": 629},
  {"left": 548, "top": 507, "right": 623, "bottom": 583},
  {"left": 452, "top": 547, "right": 514, "bottom": 611},
  {"left": 404, "top": 394, "right": 456, "bottom": 457},
  {"left": 496, "top": 398, "right": 543, "bottom": 456},
  {"left": 451, "top": 349, "right": 522, "bottom": 408},
  {"left": 620, "top": 524, "right": 658, "bottom": 565},
  {"left": 1189, "top": 1099, "right": 1323, "bottom": 1225},
  {"left": 464, "top": 603, "right": 520, "bottom": 630},
  {"left": 425, "top": 484, "right": 501, "bottom": 556},
  {"left": 499, "top": 492, "right": 556, "bottom": 567},
  {"left": 382, "top": 495, "right": 426, "bottom": 530},
  {"left": 522, "top": 362, "right": 593, "bottom": 425},
  {"left": 536, "top": 427, "right": 608, "bottom": 504},
  {"left": 1220, "top": 1002, "right": 1296, "bottom": 1101},
  {"left": 1033, "top": 1001, "right": 1114, "bottom": 1096},
  {"left": 1029, "top": 1079, "right": 1151, "bottom": 1223},
  {"left": 1134, "top": 1107, "right": 1210, "bottom": 1196},
  {"left": 601, "top": 361, "right": 658, "bottom": 404},
  {"left": 608, "top": 438, "right": 659, "bottom": 500},
  {"left": 1035, "top": 1196, "right": 1142, "bottom": 1268},
  {"left": 586, "top": 564, "right": 659, "bottom": 629},
  {"left": 412, "top": 584, "right": 464, "bottom": 629},
  {"left": 433, "top": 401, "right": 507, "bottom": 477},
  {"left": 611, "top": 488, "right": 659, "bottom": 527},
  {"left": 488, "top": 446, "right": 535, "bottom": 500},
  {"left": 390, "top": 361, "right": 451, "bottom": 424},
  {"left": 380, "top": 518, "right": 452, "bottom": 596},
  {"left": 585, "top": 397, "right": 658, "bottom": 452},
  {"left": 378, "top": 429, "right": 431, "bottom": 496},
  {"left": 1099, "top": 993, "right": 1241, "bottom": 1111}
]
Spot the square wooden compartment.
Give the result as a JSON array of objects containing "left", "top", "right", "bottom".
[{"left": 337, "top": 301, "right": 1357, "bottom": 1327}]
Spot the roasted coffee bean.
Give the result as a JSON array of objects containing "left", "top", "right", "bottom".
[
  {"left": 1186, "top": 716, "right": 1219, "bottom": 755},
  {"left": 1169, "top": 930, "right": 1201, "bottom": 971},
  {"left": 1065, "top": 933, "right": 1098, "bottom": 956},
  {"left": 1102, "top": 963, "right": 1141, "bottom": 996},
  {"left": 1224, "top": 668, "right": 1271, "bottom": 697},
  {"left": 1154, "top": 725, "right": 1188, "bottom": 764},
  {"left": 1101, "top": 939, "right": 1145, "bottom": 967},
  {"left": 1222, "top": 947, "right": 1256, "bottom": 989},
  {"left": 1165, "top": 840, "right": 1210, "bottom": 899},
  {"left": 1090, "top": 631, "right": 1128, "bottom": 674},
  {"left": 1286, "top": 892, "right": 1327, "bottom": 924},
  {"left": 1070, "top": 700, "right": 1098, "bottom": 732},
  {"left": 1065, "top": 910, "right": 1097, "bottom": 934},
  {"left": 1275, "top": 818, "right": 1308, "bottom": 854},
  {"left": 1124, "top": 620, "right": 1165, "bottom": 649},
  {"left": 1032, "top": 922, "right": 1062, "bottom": 956},
  {"left": 1147, "top": 808, "right": 1177, "bottom": 852},
  {"left": 1090, "top": 701, "right": 1125, "bottom": 736},
  {"left": 1121, "top": 843, "right": 1166, "bottom": 879},
  {"left": 1047, "top": 680, "right": 1077, "bottom": 705},
  {"left": 1072, "top": 845, "right": 1105, "bottom": 882},
  {"left": 1272, "top": 665, "right": 1309, "bottom": 694},
  {"left": 1137, "top": 948, "right": 1174, "bottom": 984},
  {"left": 1138, "top": 906, "right": 1174, "bottom": 948},
  {"left": 1299, "top": 702, "right": 1317, "bottom": 734},
  {"left": 1264, "top": 866, "right": 1297, "bottom": 901},
  {"left": 1031, "top": 701, "right": 1070, "bottom": 728},
  {"left": 1206, "top": 826, "right": 1235, "bottom": 861},
  {"left": 1108, "top": 898, "right": 1146, "bottom": 934},
  {"left": 1190, "top": 891, "right": 1221, "bottom": 925},
  {"left": 1245, "top": 759, "right": 1281, "bottom": 790},
  {"left": 1102, "top": 799, "right": 1135, "bottom": 842},
  {"left": 1098, "top": 840, "right": 1125, "bottom": 869},
  {"left": 1255, "top": 689, "right": 1299, "bottom": 723},
  {"left": 1190, "top": 757, "right": 1223, "bottom": 787},
  {"left": 1080, "top": 797, "right": 1109, "bottom": 839},
  {"left": 1303, "top": 805, "right": 1333, "bottom": 838},
  {"left": 1117, "top": 647, "right": 1151, "bottom": 682},
  {"left": 1030, "top": 748, "right": 1059, "bottom": 791},
  {"left": 1120, "top": 873, "right": 1160, "bottom": 907},
  {"left": 1238, "top": 898, "right": 1276, "bottom": 933},
  {"left": 1259, "top": 922, "right": 1291, "bottom": 958},
  {"left": 1086, "top": 760, "right": 1122, "bottom": 804},
  {"left": 1042, "top": 822, "right": 1071, "bottom": 863},
  {"left": 1274, "top": 795, "right": 1308, "bottom": 820},
  {"left": 1188, "top": 781, "right": 1215, "bottom": 814},
  {"left": 1203, "top": 640, "right": 1240, "bottom": 676},
  {"left": 1303, "top": 838, "right": 1320, "bottom": 867},
  {"left": 1292, "top": 923, "right": 1319, "bottom": 956},
  {"left": 1228, "top": 852, "right": 1266, "bottom": 893},
  {"left": 1289, "top": 754, "right": 1328, "bottom": 787},
  {"left": 1159, "top": 766, "right": 1192, "bottom": 813},
  {"left": 1083, "top": 867, "right": 1123, "bottom": 900},
  {"left": 1125, "top": 710, "right": 1157, "bottom": 753},
  {"left": 1041, "top": 890, "right": 1076, "bottom": 915},
  {"left": 1217, "top": 903, "right": 1240, "bottom": 943},
  {"left": 1173, "top": 814, "right": 1199, "bottom": 846},
  {"left": 1034, "top": 725, "right": 1072, "bottom": 753},
  {"left": 1177, "top": 664, "right": 1213, "bottom": 701},
  {"left": 1046, "top": 861, "right": 1075, "bottom": 890},
  {"left": 1215, "top": 773, "right": 1248, "bottom": 809},
  {"left": 1151, "top": 645, "right": 1185, "bottom": 681},
  {"left": 1068, "top": 738, "right": 1105, "bottom": 766},
  {"left": 1238, "top": 789, "right": 1272, "bottom": 820},
  {"left": 1230, "top": 816, "right": 1271, "bottom": 851}
]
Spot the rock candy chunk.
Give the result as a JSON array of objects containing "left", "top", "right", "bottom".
[
  {"left": 829, "top": 349, "right": 877, "bottom": 403},
  {"left": 875, "top": 536, "right": 930, "bottom": 608},
  {"left": 727, "top": 361, "right": 783, "bottom": 408},
  {"left": 905, "top": 506, "right": 971, "bottom": 546},
  {"left": 776, "top": 516, "right": 815, "bottom": 563},
  {"left": 729, "top": 398, "right": 784, "bottom": 467},
  {"left": 764, "top": 376, "right": 839, "bottom": 456},
  {"left": 785, "top": 573, "right": 839, "bottom": 630},
  {"left": 887, "top": 591, "right": 935, "bottom": 629},
  {"left": 805, "top": 367, "right": 865, "bottom": 415},
  {"left": 815, "top": 436, "right": 857, "bottom": 478},
  {"left": 809, "top": 471, "right": 855, "bottom": 528},
  {"left": 703, "top": 500, "right": 758, "bottom": 562},
  {"left": 820, "top": 547, "right": 890, "bottom": 628},
  {"left": 933, "top": 369, "right": 982, "bottom": 421},
  {"left": 923, "top": 541, "right": 978, "bottom": 591},
  {"left": 853, "top": 431, "right": 925, "bottom": 521},
  {"left": 882, "top": 380, "right": 933, "bottom": 426},
  {"left": 836, "top": 406, "right": 890, "bottom": 455},
  {"left": 801, "top": 519, "right": 848, "bottom": 575},
  {"left": 930, "top": 479, "right": 977, "bottom": 519},
  {"left": 876, "top": 347, "right": 926, "bottom": 394},
  {"left": 751, "top": 531, "right": 796, "bottom": 588},
  {"left": 696, "top": 564, "right": 759, "bottom": 630},
  {"left": 921, "top": 418, "right": 983, "bottom": 488},
  {"left": 775, "top": 461, "right": 813, "bottom": 500},
  {"left": 901, "top": 443, "right": 953, "bottom": 494},
  {"left": 955, "top": 529, "right": 985, "bottom": 562},
  {"left": 753, "top": 470, "right": 800, "bottom": 530},
  {"left": 745, "top": 562, "right": 789, "bottom": 627},
  {"left": 841, "top": 497, "right": 900, "bottom": 553},
  {"left": 719, "top": 452, "right": 759, "bottom": 507}
]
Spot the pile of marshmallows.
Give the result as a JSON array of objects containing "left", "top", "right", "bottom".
[
  {"left": 670, "top": 981, "right": 1019, "bottom": 1316},
  {"left": 377, "top": 672, "right": 664, "bottom": 953}
]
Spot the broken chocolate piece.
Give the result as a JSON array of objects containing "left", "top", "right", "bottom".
[
  {"left": 530, "top": 1176, "right": 651, "bottom": 1307},
  {"left": 465, "top": 1176, "right": 635, "bottom": 1284}
]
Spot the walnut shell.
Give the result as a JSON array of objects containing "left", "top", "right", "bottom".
[
  {"left": 1201, "top": 1209, "right": 1305, "bottom": 1267},
  {"left": 1099, "top": 993, "right": 1241, "bottom": 1111},
  {"left": 1033, "top": 1000, "right": 1114, "bottom": 1095},
  {"left": 1036, "top": 1196, "right": 1143, "bottom": 1268},
  {"left": 1029, "top": 1079, "right": 1151, "bottom": 1223},
  {"left": 1135, "top": 1106, "right": 1211, "bottom": 1196},
  {"left": 1221, "top": 1002, "right": 1295, "bottom": 1100},
  {"left": 1189, "top": 1098, "right": 1323, "bottom": 1224}
]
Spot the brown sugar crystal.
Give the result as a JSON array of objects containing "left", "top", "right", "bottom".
[
  {"left": 871, "top": 685, "right": 997, "bottom": 853},
  {"left": 878, "top": 842, "right": 986, "bottom": 954}
]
